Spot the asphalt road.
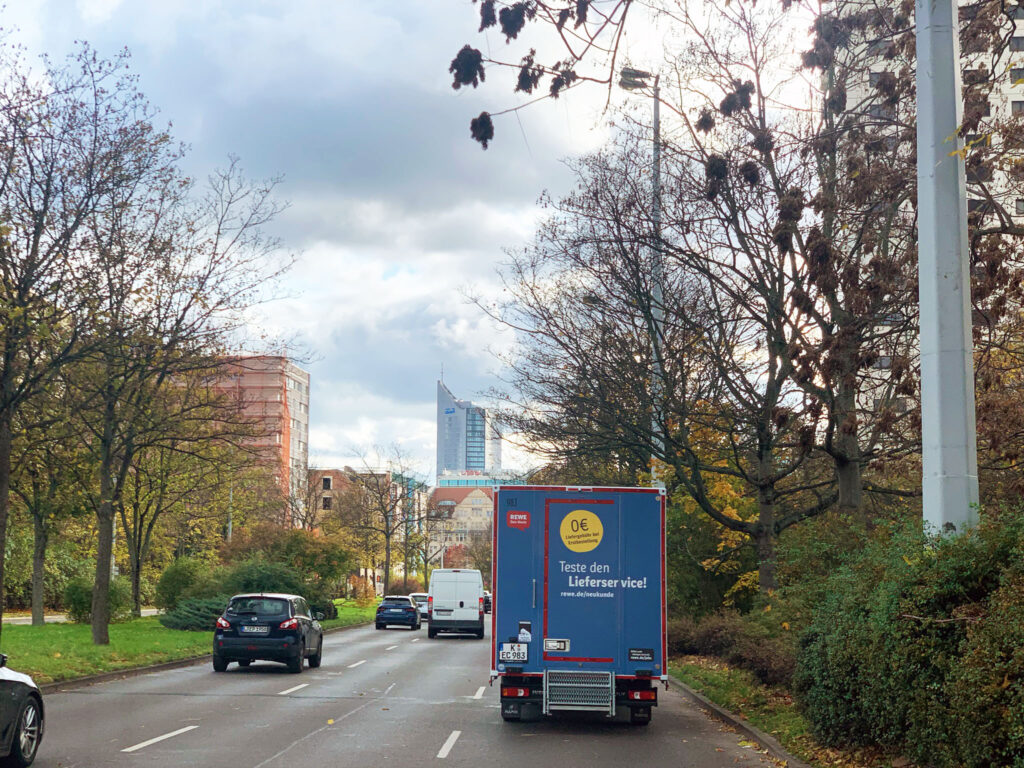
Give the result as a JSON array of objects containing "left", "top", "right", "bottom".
[{"left": 37, "top": 623, "right": 782, "bottom": 768}]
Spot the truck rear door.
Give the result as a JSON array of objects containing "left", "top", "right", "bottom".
[{"left": 543, "top": 495, "right": 621, "bottom": 666}]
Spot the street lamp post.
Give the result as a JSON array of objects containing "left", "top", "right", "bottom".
[
  {"left": 915, "top": 0, "right": 979, "bottom": 532},
  {"left": 620, "top": 68, "right": 665, "bottom": 485}
]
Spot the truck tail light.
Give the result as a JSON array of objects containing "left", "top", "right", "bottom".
[
  {"left": 279, "top": 618, "right": 299, "bottom": 630},
  {"left": 628, "top": 689, "right": 657, "bottom": 702},
  {"left": 502, "top": 687, "right": 530, "bottom": 698},
  {"left": 216, "top": 617, "right": 230, "bottom": 630},
  {"left": 428, "top": 595, "right": 433, "bottom": 618}
]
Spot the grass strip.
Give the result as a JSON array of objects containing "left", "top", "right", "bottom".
[
  {"left": 0, "top": 617, "right": 210, "bottom": 684},
  {"left": 322, "top": 598, "right": 379, "bottom": 630},
  {"left": 669, "top": 656, "right": 897, "bottom": 768}
]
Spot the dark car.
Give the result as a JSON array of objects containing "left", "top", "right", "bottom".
[
  {"left": 375, "top": 595, "right": 421, "bottom": 630},
  {"left": 0, "top": 654, "right": 43, "bottom": 767},
  {"left": 213, "top": 593, "right": 324, "bottom": 673},
  {"left": 483, "top": 591, "right": 492, "bottom": 614}
]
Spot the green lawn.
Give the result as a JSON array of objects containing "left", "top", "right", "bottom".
[
  {"left": 0, "top": 599, "right": 379, "bottom": 685},
  {"left": 0, "top": 617, "right": 211, "bottom": 684},
  {"left": 322, "top": 598, "right": 380, "bottom": 630},
  {"left": 669, "top": 657, "right": 898, "bottom": 768}
]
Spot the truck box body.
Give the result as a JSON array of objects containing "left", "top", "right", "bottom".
[{"left": 492, "top": 486, "right": 666, "bottom": 723}]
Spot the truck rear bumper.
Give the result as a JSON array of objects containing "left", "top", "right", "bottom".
[{"left": 499, "top": 674, "right": 658, "bottom": 721}]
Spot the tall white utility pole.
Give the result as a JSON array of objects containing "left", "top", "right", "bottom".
[{"left": 916, "top": 0, "right": 979, "bottom": 532}]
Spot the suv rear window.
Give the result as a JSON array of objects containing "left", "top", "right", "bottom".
[
  {"left": 228, "top": 597, "right": 289, "bottom": 616},
  {"left": 381, "top": 597, "right": 411, "bottom": 605}
]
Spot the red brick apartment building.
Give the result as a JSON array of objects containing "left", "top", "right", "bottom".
[{"left": 220, "top": 356, "right": 310, "bottom": 507}]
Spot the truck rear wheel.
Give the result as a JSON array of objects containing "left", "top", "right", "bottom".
[{"left": 629, "top": 707, "right": 652, "bottom": 726}]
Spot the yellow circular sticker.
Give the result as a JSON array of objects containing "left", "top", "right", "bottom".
[{"left": 559, "top": 509, "right": 604, "bottom": 553}]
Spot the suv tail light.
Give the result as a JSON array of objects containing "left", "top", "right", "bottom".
[
  {"left": 428, "top": 595, "right": 433, "bottom": 619},
  {"left": 279, "top": 618, "right": 299, "bottom": 630},
  {"left": 215, "top": 617, "right": 230, "bottom": 630}
]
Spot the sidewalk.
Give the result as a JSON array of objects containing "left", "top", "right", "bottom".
[{"left": 2, "top": 608, "right": 160, "bottom": 625}]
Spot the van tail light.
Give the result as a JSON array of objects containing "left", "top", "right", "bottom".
[
  {"left": 279, "top": 618, "right": 299, "bottom": 630},
  {"left": 628, "top": 689, "right": 657, "bottom": 702},
  {"left": 479, "top": 596, "right": 484, "bottom": 619},
  {"left": 502, "top": 687, "right": 530, "bottom": 698},
  {"left": 215, "top": 617, "right": 230, "bottom": 630},
  {"left": 428, "top": 595, "right": 433, "bottom": 619}
]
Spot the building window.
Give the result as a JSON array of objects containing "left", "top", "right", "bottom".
[
  {"left": 868, "top": 71, "right": 884, "bottom": 86},
  {"left": 1012, "top": 68, "right": 1024, "bottom": 84},
  {"left": 967, "top": 164, "right": 993, "bottom": 183},
  {"left": 967, "top": 198, "right": 989, "bottom": 213},
  {"left": 322, "top": 496, "right": 332, "bottom": 510},
  {"left": 1016, "top": 199, "right": 1024, "bottom": 215},
  {"left": 867, "top": 104, "right": 895, "bottom": 120},
  {"left": 1012, "top": 37, "right": 1024, "bottom": 51},
  {"left": 873, "top": 355, "right": 893, "bottom": 370},
  {"left": 963, "top": 69, "right": 986, "bottom": 85},
  {"left": 1014, "top": 101, "right": 1024, "bottom": 116},
  {"left": 323, "top": 477, "right": 332, "bottom": 491}
]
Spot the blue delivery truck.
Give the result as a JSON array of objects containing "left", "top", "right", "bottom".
[{"left": 491, "top": 486, "right": 667, "bottom": 725}]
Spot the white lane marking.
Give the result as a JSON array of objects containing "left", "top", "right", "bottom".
[
  {"left": 278, "top": 683, "right": 309, "bottom": 696},
  {"left": 252, "top": 700, "right": 372, "bottom": 768},
  {"left": 411, "top": 638, "right": 419, "bottom": 643},
  {"left": 385, "top": 682, "right": 396, "bottom": 695},
  {"left": 437, "top": 730, "right": 461, "bottom": 759},
  {"left": 348, "top": 659, "right": 367, "bottom": 668},
  {"left": 386, "top": 645, "right": 398, "bottom": 650},
  {"left": 473, "top": 686, "right": 485, "bottom": 700},
  {"left": 121, "top": 725, "right": 199, "bottom": 753}
]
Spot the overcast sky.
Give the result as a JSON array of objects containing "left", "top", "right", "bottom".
[{"left": 2, "top": 1, "right": 634, "bottom": 480}]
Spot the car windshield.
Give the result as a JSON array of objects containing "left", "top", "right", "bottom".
[{"left": 228, "top": 597, "right": 288, "bottom": 615}]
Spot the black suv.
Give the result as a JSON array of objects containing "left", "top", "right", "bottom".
[{"left": 213, "top": 593, "right": 324, "bottom": 673}]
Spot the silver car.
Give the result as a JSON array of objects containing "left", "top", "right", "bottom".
[{"left": 409, "top": 592, "right": 429, "bottom": 622}]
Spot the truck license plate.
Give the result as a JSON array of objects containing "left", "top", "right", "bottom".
[{"left": 498, "top": 643, "right": 528, "bottom": 662}]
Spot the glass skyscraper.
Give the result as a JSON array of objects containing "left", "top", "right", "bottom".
[{"left": 436, "top": 381, "right": 501, "bottom": 478}]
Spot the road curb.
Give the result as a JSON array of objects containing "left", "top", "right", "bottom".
[
  {"left": 669, "top": 675, "right": 813, "bottom": 768},
  {"left": 39, "top": 620, "right": 374, "bottom": 696}
]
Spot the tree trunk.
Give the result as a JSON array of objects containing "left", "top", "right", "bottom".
[
  {"left": 92, "top": 500, "right": 114, "bottom": 644},
  {"left": 383, "top": 536, "right": 392, "bottom": 595},
  {"left": 755, "top": 490, "right": 777, "bottom": 593},
  {"left": 0, "top": 411, "right": 12, "bottom": 644},
  {"left": 31, "top": 511, "right": 48, "bottom": 626},
  {"left": 835, "top": 382, "right": 865, "bottom": 525}
]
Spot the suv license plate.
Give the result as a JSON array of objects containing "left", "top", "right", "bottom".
[
  {"left": 498, "top": 643, "right": 528, "bottom": 663},
  {"left": 240, "top": 625, "right": 269, "bottom": 634}
]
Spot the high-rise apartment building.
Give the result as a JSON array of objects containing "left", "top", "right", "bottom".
[
  {"left": 221, "top": 355, "right": 310, "bottom": 507},
  {"left": 436, "top": 381, "right": 501, "bottom": 477}
]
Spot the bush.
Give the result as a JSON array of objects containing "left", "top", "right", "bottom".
[
  {"left": 304, "top": 582, "right": 339, "bottom": 620},
  {"left": 63, "top": 576, "right": 133, "bottom": 624},
  {"left": 223, "top": 559, "right": 305, "bottom": 595},
  {"left": 155, "top": 558, "right": 205, "bottom": 611},
  {"left": 666, "top": 615, "right": 698, "bottom": 656},
  {"left": 692, "top": 611, "right": 744, "bottom": 656},
  {"left": 159, "top": 595, "right": 231, "bottom": 631},
  {"left": 793, "top": 516, "right": 1024, "bottom": 768},
  {"left": 726, "top": 633, "right": 795, "bottom": 686}
]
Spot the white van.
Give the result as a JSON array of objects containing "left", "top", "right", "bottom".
[{"left": 427, "top": 568, "right": 485, "bottom": 639}]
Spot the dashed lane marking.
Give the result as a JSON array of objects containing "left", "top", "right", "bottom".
[
  {"left": 473, "top": 687, "right": 485, "bottom": 699},
  {"left": 437, "top": 730, "right": 461, "bottom": 759},
  {"left": 121, "top": 725, "right": 199, "bottom": 753},
  {"left": 386, "top": 645, "right": 398, "bottom": 650},
  {"left": 348, "top": 659, "right": 367, "bottom": 668},
  {"left": 278, "top": 684, "right": 309, "bottom": 696}
]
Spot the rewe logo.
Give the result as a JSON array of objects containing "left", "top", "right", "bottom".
[{"left": 507, "top": 510, "right": 530, "bottom": 530}]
